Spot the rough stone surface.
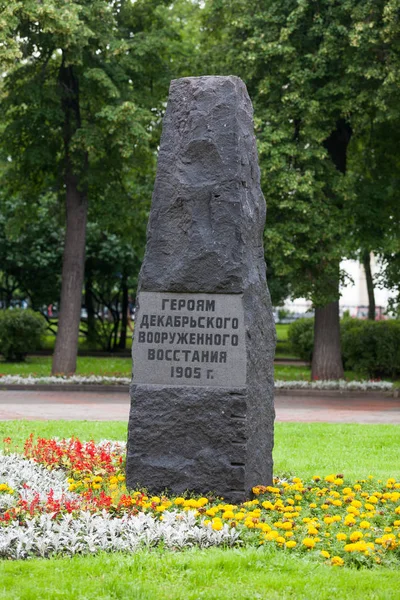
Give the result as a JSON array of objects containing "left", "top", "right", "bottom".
[{"left": 126, "top": 76, "right": 276, "bottom": 501}]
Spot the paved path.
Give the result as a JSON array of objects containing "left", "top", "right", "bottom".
[{"left": 1, "top": 389, "right": 400, "bottom": 424}]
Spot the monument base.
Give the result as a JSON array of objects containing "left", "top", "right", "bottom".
[{"left": 126, "top": 384, "right": 273, "bottom": 503}]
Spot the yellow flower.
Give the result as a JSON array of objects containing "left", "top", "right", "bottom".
[
  {"left": 0, "top": 483, "right": 11, "bottom": 492},
  {"left": 286, "top": 540, "right": 297, "bottom": 548},
  {"left": 347, "top": 506, "right": 360, "bottom": 516},
  {"left": 302, "top": 538, "right": 316, "bottom": 549},
  {"left": 276, "top": 536, "right": 286, "bottom": 544},
  {"left": 349, "top": 531, "right": 363, "bottom": 542},
  {"left": 336, "top": 533, "right": 347, "bottom": 541},
  {"left": 234, "top": 512, "right": 246, "bottom": 520},
  {"left": 244, "top": 519, "right": 255, "bottom": 529},
  {"left": 222, "top": 511, "right": 235, "bottom": 520},
  {"left": 309, "top": 503, "right": 317, "bottom": 509},
  {"left": 174, "top": 497, "right": 185, "bottom": 505},
  {"left": 331, "top": 556, "right": 344, "bottom": 567},
  {"left": 359, "top": 521, "right": 370, "bottom": 529},
  {"left": 308, "top": 526, "right": 319, "bottom": 536},
  {"left": 211, "top": 520, "right": 223, "bottom": 531},
  {"left": 265, "top": 531, "right": 279, "bottom": 541},
  {"left": 320, "top": 550, "right": 330, "bottom": 559}
]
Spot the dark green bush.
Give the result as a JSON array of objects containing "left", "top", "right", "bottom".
[
  {"left": 288, "top": 317, "right": 400, "bottom": 377},
  {"left": 287, "top": 318, "right": 314, "bottom": 363},
  {"left": 0, "top": 309, "right": 46, "bottom": 361},
  {"left": 341, "top": 319, "right": 400, "bottom": 378}
]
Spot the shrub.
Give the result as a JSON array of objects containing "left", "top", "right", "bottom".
[
  {"left": 0, "top": 309, "right": 46, "bottom": 361},
  {"left": 341, "top": 319, "right": 400, "bottom": 378},
  {"left": 288, "top": 317, "right": 400, "bottom": 378},
  {"left": 287, "top": 318, "right": 314, "bottom": 363}
]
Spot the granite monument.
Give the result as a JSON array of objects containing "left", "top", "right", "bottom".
[{"left": 126, "top": 75, "right": 276, "bottom": 502}]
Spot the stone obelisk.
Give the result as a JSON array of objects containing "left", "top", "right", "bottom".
[{"left": 126, "top": 76, "right": 276, "bottom": 502}]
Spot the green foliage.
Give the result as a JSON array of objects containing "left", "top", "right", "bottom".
[
  {"left": 289, "top": 317, "right": 400, "bottom": 377},
  {"left": 0, "top": 192, "right": 63, "bottom": 309},
  {"left": 341, "top": 320, "right": 400, "bottom": 378},
  {"left": 288, "top": 318, "right": 314, "bottom": 363},
  {"left": 0, "top": 309, "right": 46, "bottom": 361},
  {"left": 201, "top": 0, "right": 400, "bottom": 305}
]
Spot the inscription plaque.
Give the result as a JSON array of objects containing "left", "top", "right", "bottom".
[{"left": 133, "top": 292, "right": 246, "bottom": 388}]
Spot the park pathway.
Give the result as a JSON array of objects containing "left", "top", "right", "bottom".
[{"left": 0, "top": 389, "right": 399, "bottom": 424}]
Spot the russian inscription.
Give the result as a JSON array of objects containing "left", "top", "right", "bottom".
[{"left": 133, "top": 292, "right": 246, "bottom": 387}]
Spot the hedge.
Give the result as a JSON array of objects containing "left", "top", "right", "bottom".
[
  {"left": 0, "top": 309, "right": 46, "bottom": 361},
  {"left": 288, "top": 318, "right": 400, "bottom": 378}
]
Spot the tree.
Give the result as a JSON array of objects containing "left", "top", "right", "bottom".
[
  {"left": 0, "top": 0, "right": 181, "bottom": 374},
  {"left": 201, "top": 0, "right": 400, "bottom": 378},
  {"left": 347, "top": 117, "right": 400, "bottom": 319}
]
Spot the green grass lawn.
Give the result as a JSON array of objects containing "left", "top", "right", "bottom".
[
  {"left": 1, "top": 546, "right": 399, "bottom": 600},
  {"left": 1, "top": 420, "right": 399, "bottom": 599},
  {"left": 2, "top": 420, "right": 399, "bottom": 481},
  {"left": 276, "top": 323, "right": 289, "bottom": 340},
  {"left": 0, "top": 356, "right": 133, "bottom": 377}
]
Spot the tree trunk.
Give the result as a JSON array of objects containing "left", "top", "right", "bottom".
[
  {"left": 311, "top": 300, "right": 344, "bottom": 380},
  {"left": 85, "top": 275, "right": 97, "bottom": 344},
  {"left": 52, "top": 56, "right": 88, "bottom": 375},
  {"left": 118, "top": 276, "right": 129, "bottom": 350},
  {"left": 310, "top": 119, "right": 352, "bottom": 380},
  {"left": 362, "top": 250, "right": 376, "bottom": 320},
  {"left": 52, "top": 167, "right": 87, "bottom": 374}
]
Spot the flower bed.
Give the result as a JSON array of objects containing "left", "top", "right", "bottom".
[
  {"left": 1, "top": 436, "right": 399, "bottom": 566},
  {"left": 275, "top": 380, "right": 393, "bottom": 391},
  {"left": 0, "top": 374, "right": 393, "bottom": 391}
]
